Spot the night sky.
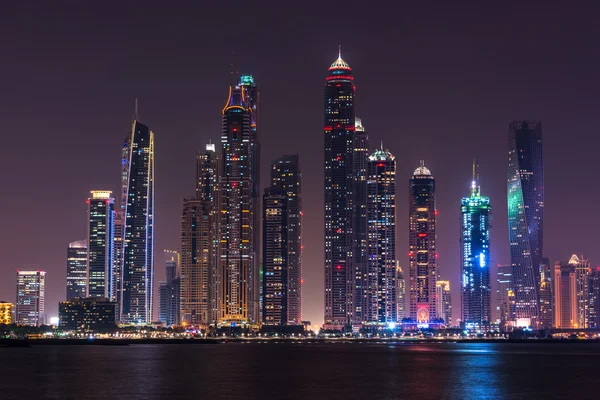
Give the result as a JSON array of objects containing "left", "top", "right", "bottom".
[{"left": 2, "top": 1, "right": 599, "bottom": 326}]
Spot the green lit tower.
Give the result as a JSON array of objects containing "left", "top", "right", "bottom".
[{"left": 460, "top": 159, "right": 492, "bottom": 331}]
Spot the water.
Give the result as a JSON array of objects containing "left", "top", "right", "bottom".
[{"left": 1, "top": 342, "right": 599, "bottom": 399}]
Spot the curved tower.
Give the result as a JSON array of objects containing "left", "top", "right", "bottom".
[
  {"left": 324, "top": 48, "right": 356, "bottom": 327},
  {"left": 408, "top": 161, "right": 437, "bottom": 326}
]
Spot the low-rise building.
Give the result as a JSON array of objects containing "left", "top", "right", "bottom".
[{"left": 59, "top": 297, "right": 117, "bottom": 332}]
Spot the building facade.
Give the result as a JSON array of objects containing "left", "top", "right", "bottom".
[
  {"left": 16, "top": 271, "right": 46, "bottom": 326},
  {"left": 553, "top": 261, "right": 577, "bottom": 328},
  {"left": 121, "top": 120, "right": 155, "bottom": 324},
  {"left": 496, "top": 265, "right": 516, "bottom": 331},
  {"left": 538, "top": 257, "right": 553, "bottom": 329},
  {"left": 0, "top": 302, "right": 14, "bottom": 325},
  {"left": 569, "top": 255, "right": 592, "bottom": 329},
  {"left": 159, "top": 258, "right": 180, "bottom": 327},
  {"left": 396, "top": 264, "right": 406, "bottom": 321},
  {"left": 460, "top": 164, "right": 492, "bottom": 330},
  {"left": 59, "top": 298, "right": 117, "bottom": 332},
  {"left": 87, "top": 190, "right": 115, "bottom": 300},
  {"left": 588, "top": 267, "right": 600, "bottom": 329},
  {"left": 269, "top": 155, "right": 302, "bottom": 324},
  {"left": 353, "top": 118, "right": 369, "bottom": 325},
  {"left": 436, "top": 280, "right": 452, "bottom": 326},
  {"left": 367, "top": 145, "right": 396, "bottom": 323},
  {"left": 507, "top": 121, "right": 543, "bottom": 328},
  {"left": 218, "top": 76, "right": 260, "bottom": 325},
  {"left": 67, "top": 240, "right": 88, "bottom": 301},
  {"left": 408, "top": 161, "right": 438, "bottom": 326},
  {"left": 324, "top": 50, "right": 356, "bottom": 328}
]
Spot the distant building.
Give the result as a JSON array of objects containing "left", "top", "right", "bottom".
[
  {"left": 16, "top": 271, "right": 46, "bottom": 326},
  {"left": 554, "top": 261, "right": 577, "bottom": 328},
  {"left": 59, "top": 298, "right": 117, "bottom": 332},
  {"left": 396, "top": 264, "right": 406, "bottom": 321},
  {"left": 538, "top": 257, "right": 553, "bottom": 329},
  {"left": 0, "top": 302, "right": 14, "bottom": 325},
  {"left": 87, "top": 190, "right": 115, "bottom": 300},
  {"left": 569, "top": 255, "right": 592, "bottom": 328},
  {"left": 507, "top": 121, "right": 544, "bottom": 328},
  {"left": 436, "top": 280, "right": 452, "bottom": 326},
  {"left": 588, "top": 267, "right": 600, "bottom": 328},
  {"left": 67, "top": 240, "right": 88, "bottom": 301},
  {"left": 159, "top": 257, "right": 180, "bottom": 327},
  {"left": 353, "top": 119, "right": 369, "bottom": 325},
  {"left": 496, "top": 265, "right": 516, "bottom": 331}
]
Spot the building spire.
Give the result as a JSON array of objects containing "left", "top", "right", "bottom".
[
  {"left": 380, "top": 140, "right": 384, "bottom": 151},
  {"left": 471, "top": 156, "right": 480, "bottom": 196},
  {"left": 338, "top": 44, "right": 342, "bottom": 59},
  {"left": 133, "top": 97, "right": 139, "bottom": 121}
]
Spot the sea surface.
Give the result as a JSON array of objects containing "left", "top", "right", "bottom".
[{"left": 1, "top": 342, "right": 599, "bottom": 399}]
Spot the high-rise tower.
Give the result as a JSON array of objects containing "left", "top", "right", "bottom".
[
  {"left": 87, "top": 190, "right": 115, "bottom": 299},
  {"left": 324, "top": 48, "right": 356, "bottom": 327},
  {"left": 270, "top": 155, "right": 302, "bottom": 324},
  {"left": 507, "top": 121, "right": 543, "bottom": 328},
  {"left": 66, "top": 240, "right": 88, "bottom": 300},
  {"left": 367, "top": 144, "right": 396, "bottom": 323},
  {"left": 218, "top": 76, "right": 260, "bottom": 325},
  {"left": 121, "top": 120, "right": 155, "bottom": 324},
  {"left": 408, "top": 161, "right": 438, "bottom": 325},
  {"left": 353, "top": 118, "right": 369, "bottom": 324},
  {"left": 460, "top": 161, "right": 492, "bottom": 330},
  {"left": 16, "top": 271, "right": 46, "bottom": 326}
]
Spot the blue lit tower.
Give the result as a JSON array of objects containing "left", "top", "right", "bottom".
[
  {"left": 324, "top": 48, "right": 356, "bottom": 327},
  {"left": 367, "top": 143, "right": 396, "bottom": 323},
  {"left": 507, "top": 121, "right": 543, "bottom": 327},
  {"left": 121, "top": 120, "right": 155, "bottom": 324},
  {"left": 408, "top": 161, "right": 438, "bottom": 325},
  {"left": 460, "top": 160, "right": 492, "bottom": 330},
  {"left": 218, "top": 76, "right": 260, "bottom": 325},
  {"left": 87, "top": 190, "right": 115, "bottom": 299}
]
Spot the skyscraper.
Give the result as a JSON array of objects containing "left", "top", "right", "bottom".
[
  {"left": 180, "top": 198, "right": 212, "bottom": 325},
  {"left": 0, "top": 302, "right": 14, "bottom": 325},
  {"left": 159, "top": 257, "right": 180, "bottom": 327},
  {"left": 324, "top": 49, "right": 356, "bottom": 328},
  {"left": 396, "top": 264, "right": 406, "bottom": 322},
  {"left": 507, "top": 120, "right": 543, "bottom": 328},
  {"left": 538, "top": 257, "right": 553, "bottom": 329},
  {"left": 496, "top": 265, "right": 516, "bottom": 331},
  {"left": 569, "top": 254, "right": 592, "bottom": 328},
  {"left": 218, "top": 76, "right": 260, "bottom": 325},
  {"left": 121, "top": 120, "right": 155, "bottom": 324},
  {"left": 408, "top": 161, "right": 438, "bottom": 326},
  {"left": 66, "top": 240, "right": 88, "bottom": 301},
  {"left": 113, "top": 134, "right": 131, "bottom": 313},
  {"left": 588, "top": 267, "right": 600, "bottom": 329},
  {"left": 270, "top": 155, "right": 302, "bottom": 324},
  {"left": 553, "top": 261, "right": 576, "bottom": 328},
  {"left": 87, "top": 190, "right": 115, "bottom": 299},
  {"left": 16, "top": 271, "right": 46, "bottom": 326},
  {"left": 460, "top": 162, "right": 492, "bottom": 330},
  {"left": 353, "top": 118, "right": 369, "bottom": 325},
  {"left": 367, "top": 144, "right": 396, "bottom": 323},
  {"left": 436, "top": 280, "right": 452, "bottom": 326}
]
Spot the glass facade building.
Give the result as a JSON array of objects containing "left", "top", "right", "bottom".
[
  {"left": 16, "top": 271, "right": 46, "bottom": 326},
  {"left": 158, "top": 258, "right": 180, "bottom": 327},
  {"left": 507, "top": 120, "right": 543, "bottom": 328},
  {"left": 436, "top": 280, "right": 452, "bottom": 326},
  {"left": 67, "top": 240, "right": 88, "bottom": 301},
  {"left": 59, "top": 298, "right": 117, "bottom": 332},
  {"left": 87, "top": 190, "right": 115, "bottom": 300},
  {"left": 121, "top": 120, "right": 155, "bottom": 324}
]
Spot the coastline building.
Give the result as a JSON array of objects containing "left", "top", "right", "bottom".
[
  {"left": 121, "top": 119, "right": 155, "bottom": 324},
  {"left": 436, "top": 280, "right": 452, "bottom": 326},
  {"left": 324, "top": 48, "right": 356, "bottom": 328},
  {"left": 218, "top": 75, "right": 260, "bottom": 325},
  {"left": 268, "top": 155, "right": 302, "bottom": 324},
  {"left": 588, "top": 267, "right": 600, "bottom": 328},
  {"left": 16, "top": 271, "right": 46, "bottom": 326},
  {"left": 396, "top": 264, "right": 406, "bottom": 321},
  {"left": 496, "top": 265, "right": 516, "bottom": 331},
  {"left": 408, "top": 161, "right": 438, "bottom": 326},
  {"left": 87, "top": 190, "right": 115, "bottom": 299},
  {"left": 66, "top": 240, "right": 88, "bottom": 301},
  {"left": 553, "top": 261, "right": 576, "bottom": 328},
  {"left": 569, "top": 255, "right": 592, "bottom": 328},
  {"left": 460, "top": 161, "right": 492, "bottom": 331},
  {"left": 367, "top": 144, "right": 396, "bottom": 323},
  {"left": 538, "top": 257, "right": 553, "bottom": 329},
  {"left": 59, "top": 297, "right": 117, "bottom": 332},
  {"left": 353, "top": 118, "right": 369, "bottom": 325},
  {"left": 507, "top": 121, "right": 543, "bottom": 328},
  {"left": 0, "top": 302, "right": 14, "bottom": 325},
  {"left": 159, "top": 257, "right": 180, "bottom": 327}
]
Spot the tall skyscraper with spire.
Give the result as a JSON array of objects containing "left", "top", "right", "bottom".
[
  {"left": 353, "top": 118, "right": 369, "bottom": 325},
  {"left": 121, "top": 116, "right": 155, "bottom": 324},
  {"left": 218, "top": 75, "right": 260, "bottom": 325},
  {"left": 460, "top": 160, "right": 492, "bottom": 330},
  {"left": 507, "top": 120, "right": 543, "bottom": 328},
  {"left": 367, "top": 143, "right": 396, "bottom": 323},
  {"left": 408, "top": 161, "right": 438, "bottom": 326},
  {"left": 324, "top": 48, "right": 356, "bottom": 327}
]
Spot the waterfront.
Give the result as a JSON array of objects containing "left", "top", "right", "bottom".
[{"left": 1, "top": 342, "right": 599, "bottom": 399}]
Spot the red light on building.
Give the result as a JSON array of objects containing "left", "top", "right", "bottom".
[
  {"left": 301, "top": 279, "right": 305, "bottom": 284},
  {"left": 336, "top": 265, "right": 342, "bottom": 270},
  {"left": 435, "top": 210, "right": 439, "bottom": 215},
  {"left": 232, "top": 182, "right": 238, "bottom": 187},
  {"left": 377, "top": 163, "right": 385, "bottom": 167},
  {"left": 336, "top": 156, "right": 342, "bottom": 161},
  {"left": 418, "top": 233, "right": 427, "bottom": 237},
  {"left": 408, "top": 252, "right": 413, "bottom": 257},
  {"left": 336, "top": 228, "right": 342, "bottom": 233},
  {"left": 435, "top": 254, "right": 439, "bottom": 258}
]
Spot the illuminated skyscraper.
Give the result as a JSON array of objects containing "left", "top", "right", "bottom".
[
  {"left": 553, "top": 261, "right": 576, "bottom": 328},
  {"left": 396, "top": 264, "right": 406, "bottom": 321},
  {"left": 496, "top": 265, "right": 516, "bottom": 331},
  {"left": 121, "top": 120, "right": 155, "bottom": 324},
  {"left": 569, "top": 254, "right": 592, "bottom": 328},
  {"left": 159, "top": 257, "right": 180, "bottom": 327},
  {"left": 408, "top": 161, "right": 438, "bottom": 325},
  {"left": 353, "top": 118, "right": 369, "bottom": 324},
  {"left": 588, "top": 267, "right": 600, "bottom": 329},
  {"left": 324, "top": 49, "right": 356, "bottom": 327},
  {"left": 113, "top": 135, "right": 130, "bottom": 315},
  {"left": 507, "top": 120, "right": 543, "bottom": 328},
  {"left": 270, "top": 155, "right": 302, "bottom": 324},
  {"left": 66, "top": 240, "right": 88, "bottom": 301},
  {"left": 218, "top": 75, "right": 260, "bottom": 325},
  {"left": 436, "top": 280, "right": 452, "bottom": 326},
  {"left": 16, "top": 271, "right": 46, "bottom": 326},
  {"left": 87, "top": 190, "right": 115, "bottom": 299},
  {"left": 460, "top": 162, "right": 491, "bottom": 330},
  {"left": 0, "top": 302, "right": 14, "bottom": 325},
  {"left": 538, "top": 257, "right": 553, "bottom": 329},
  {"left": 367, "top": 144, "right": 396, "bottom": 323}
]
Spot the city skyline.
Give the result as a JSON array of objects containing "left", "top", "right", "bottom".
[{"left": 2, "top": 4, "right": 600, "bottom": 327}]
